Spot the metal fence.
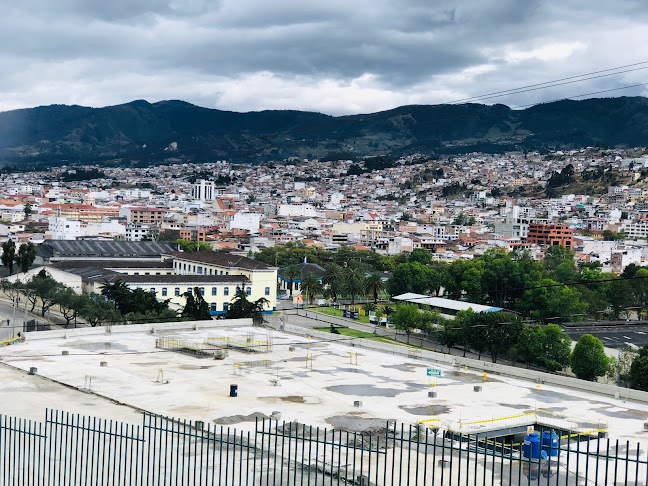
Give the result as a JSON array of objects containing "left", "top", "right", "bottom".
[{"left": 0, "top": 409, "right": 646, "bottom": 485}]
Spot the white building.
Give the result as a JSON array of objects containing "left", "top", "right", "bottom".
[
  {"left": 229, "top": 212, "right": 262, "bottom": 233},
  {"left": 192, "top": 180, "right": 216, "bottom": 201},
  {"left": 277, "top": 203, "right": 318, "bottom": 218}
]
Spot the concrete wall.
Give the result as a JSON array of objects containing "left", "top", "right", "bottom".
[
  {"left": 23, "top": 318, "right": 253, "bottom": 341},
  {"left": 278, "top": 324, "right": 648, "bottom": 404}
]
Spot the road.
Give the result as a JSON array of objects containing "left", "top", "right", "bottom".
[{"left": 564, "top": 322, "right": 648, "bottom": 350}]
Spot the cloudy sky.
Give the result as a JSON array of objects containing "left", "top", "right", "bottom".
[{"left": 1, "top": 0, "right": 647, "bottom": 115}]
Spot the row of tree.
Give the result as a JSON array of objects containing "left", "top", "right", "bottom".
[
  {"left": 282, "top": 264, "right": 386, "bottom": 305},
  {"left": 1, "top": 241, "right": 37, "bottom": 275},
  {"left": 388, "top": 246, "right": 648, "bottom": 323},
  {"left": 388, "top": 305, "right": 613, "bottom": 381},
  {"left": 1, "top": 272, "right": 269, "bottom": 327}
]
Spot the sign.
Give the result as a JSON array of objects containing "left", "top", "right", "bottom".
[{"left": 427, "top": 368, "right": 441, "bottom": 377}]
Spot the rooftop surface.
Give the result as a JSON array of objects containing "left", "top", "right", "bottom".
[{"left": 2, "top": 323, "right": 648, "bottom": 443}]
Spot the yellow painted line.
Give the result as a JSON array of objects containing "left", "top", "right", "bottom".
[
  {"left": 0, "top": 337, "right": 22, "bottom": 345},
  {"left": 461, "top": 412, "right": 535, "bottom": 426}
]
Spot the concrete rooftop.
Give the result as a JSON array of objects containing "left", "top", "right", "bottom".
[{"left": 2, "top": 323, "right": 648, "bottom": 444}]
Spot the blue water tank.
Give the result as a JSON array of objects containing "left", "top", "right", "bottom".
[
  {"left": 523, "top": 433, "right": 541, "bottom": 459},
  {"left": 541, "top": 431, "right": 559, "bottom": 457}
]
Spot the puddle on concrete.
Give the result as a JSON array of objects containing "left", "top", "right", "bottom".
[
  {"left": 178, "top": 364, "right": 213, "bottom": 371},
  {"left": 258, "top": 395, "right": 322, "bottom": 404},
  {"left": 326, "top": 384, "right": 405, "bottom": 397},
  {"left": 450, "top": 371, "right": 501, "bottom": 383},
  {"left": 64, "top": 341, "right": 130, "bottom": 352},
  {"left": 527, "top": 389, "right": 579, "bottom": 403},
  {"left": 498, "top": 403, "right": 533, "bottom": 410},
  {"left": 400, "top": 404, "right": 451, "bottom": 415},
  {"left": 595, "top": 407, "right": 648, "bottom": 420},
  {"left": 381, "top": 363, "right": 426, "bottom": 373}
]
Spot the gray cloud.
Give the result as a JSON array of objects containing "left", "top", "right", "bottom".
[{"left": 0, "top": 0, "right": 647, "bottom": 115}]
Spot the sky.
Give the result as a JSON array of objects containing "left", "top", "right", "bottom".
[{"left": 1, "top": 0, "right": 647, "bottom": 115}]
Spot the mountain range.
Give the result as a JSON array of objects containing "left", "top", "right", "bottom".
[{"left": 0, "top": 97, "right": 647, "bottom": 167}]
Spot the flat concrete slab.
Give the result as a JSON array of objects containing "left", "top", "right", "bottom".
[{"left": 1, "top": 324, "right": 648, "bottom": 444}]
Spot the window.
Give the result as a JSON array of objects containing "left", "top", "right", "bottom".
[
  {"left": 246, "top": 287, "right": 251, "bottom": 296},
  {"left": 187, "top": 288, "right": 192, "bottom": 294},
  {"left": 223, "top": 303, "right": 229, "bottom": 311},
  {"left": 210, "top": 303, "right": 217, "bottom": 312},
  {"left": 162, "top": 288, "right": 167, "bottom": 297},
  {"left": 265, "top": 287, "right": 270, "bottom": 296},
  {"left": 224, "top": 287, "right": 229, "bottom": 296},
  {"left": 199, "top": 287, "right": 205, "bottom": 295},
  {"left": 150, "top": 288, "right": 155, "bottom": 294},
  {"left": 198, "top": 267, "right": 203, "bottom": 275},
  {"left": 212, "top": 287, "right": 217, "bottom": 296},
  {"left": 174, "top": 288, "right": 180, "bottom": 296}
]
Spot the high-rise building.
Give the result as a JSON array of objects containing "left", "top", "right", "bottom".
[{"left": 192, "top": 179, "right": 216, "bottom": 201}]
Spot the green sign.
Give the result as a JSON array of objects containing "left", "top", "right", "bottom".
[{"left": 427, "top": 368, "right": 441, "bottom": 377}]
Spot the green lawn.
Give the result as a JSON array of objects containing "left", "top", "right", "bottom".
[
  {"left": 312, "top": 306, "right": 371, "bottom": 323},
  {"left": 314, "top": 326, "right": 405, "bottom": 345}
]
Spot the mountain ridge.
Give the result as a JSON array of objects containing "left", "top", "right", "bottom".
[{"left": 0, "top": 97, "right": 646, "bottom": 167}]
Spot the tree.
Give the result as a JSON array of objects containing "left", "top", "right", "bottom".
[
  {"left": 543, "top": 245, "right": 575, "bottom": 273},
  {"left": 19, "top": 270, "right": 64, "bottom": 316},
  {"left": 388, "top": 262, "right": 435, "bottom": 296},
  {"left": 101, "top": 279, "right": 170, "bottom": 316},
  {"left": 222, "top": 288, "right": 269, "bottom": 322},
  {"left": 508, "top": 326, "right": 542, "bottom": 368},
  {"left": 55, "top": 287, "right": 84, "bottom": 326},
  {"left": 300, "top": 273, "right": 322, "bottom": 305},
  {"left": 365, "top": 272, "right": 385, "bottom": 304},
  {"left": 1, "top": 240, "right": 16, "bottom": 275},
  {"left": 343, "top": 267, "right": 365, "bottom": 305},
  {"left": 479, "top": 312, "right": 523, "bottom": 363},
  {"left": 77, "top": 294, "right": 121, "bottom": 327},
  {"left": 322, "top": 264, "right": 343, "bottom": 301},
  {"left": 537, "top": 324, "right": 572, "bottom": 372},
  {"left": 283, "top": 265, "right": 301, "bottom": 297},
  {"left": 516, "top": 278, "right": 586, "bottom": 323},
  {"left": 437, "top": 319, "right": 467, "bottom": 353},
  {"left": 181, "top": 287, "right": 212, "bottom": 320},
  {"left": 23, "top": 203, "right": 32, "bottom": 221},
  {"left": 629, "top": 343, "right": 648, "bottom": 391},
  {"left": 176, "top": 239, "right": 212, "bottom": 252},
  {"left": 15, "top": 242, "right": 36, "bottom": 273},
  {"left": 408, "top": 248, "right": 431, "bottom": 265},
  {"left": 570, "top": 334, "right": 610, "bottom": 381},
  {"left": 391, "top": 304, "right": 421, "bottom": 343}
]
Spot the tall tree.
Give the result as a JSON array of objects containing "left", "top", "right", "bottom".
[
  {"left": 283, "top": 265, "right": 301, "bottom": 297},
  {"left": 181, "top": 287, "right": 212, "bottom": 320},
  {"left": 322, "top": 264, "right": 343, "bottom": 301},
  {"left": 629, "top": 343, "right": 648, "bottom": 391},
  {"left": 364, "top": 272, "right": 385, "bottom": 304},
  {"left": 300, "top": 272, "right": 322, "bottom": 305},
  {"left": 537, "top": 324, "right": 572, "bottom": 372},
  {"left": 570, "top": 334, "right": 610, "bottom": 381},
  {"left": 343, "top": 266, "right": 365, "bottom": 305},
  {"left": 16, "top": 242, "right": 37, "bottom": 273},
  {"left": 222, "top": 287, "right": 269, "bottom": 322},
  {"left": 1, "top": 240, "right": 16, "bottom": 275},
  {"left": 390, "top": 304, "right": 421, "bottom": 343},
  {"left": 23, "top": 203, "right": 33, "bottom": 221}
]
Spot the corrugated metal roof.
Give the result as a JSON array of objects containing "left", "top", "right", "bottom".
[
  {"left": 392, "top": 293, "right": 502, "bottom": 313},
  {"left": 44, "top": 240, "right": 175, "bottom": 258}
]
